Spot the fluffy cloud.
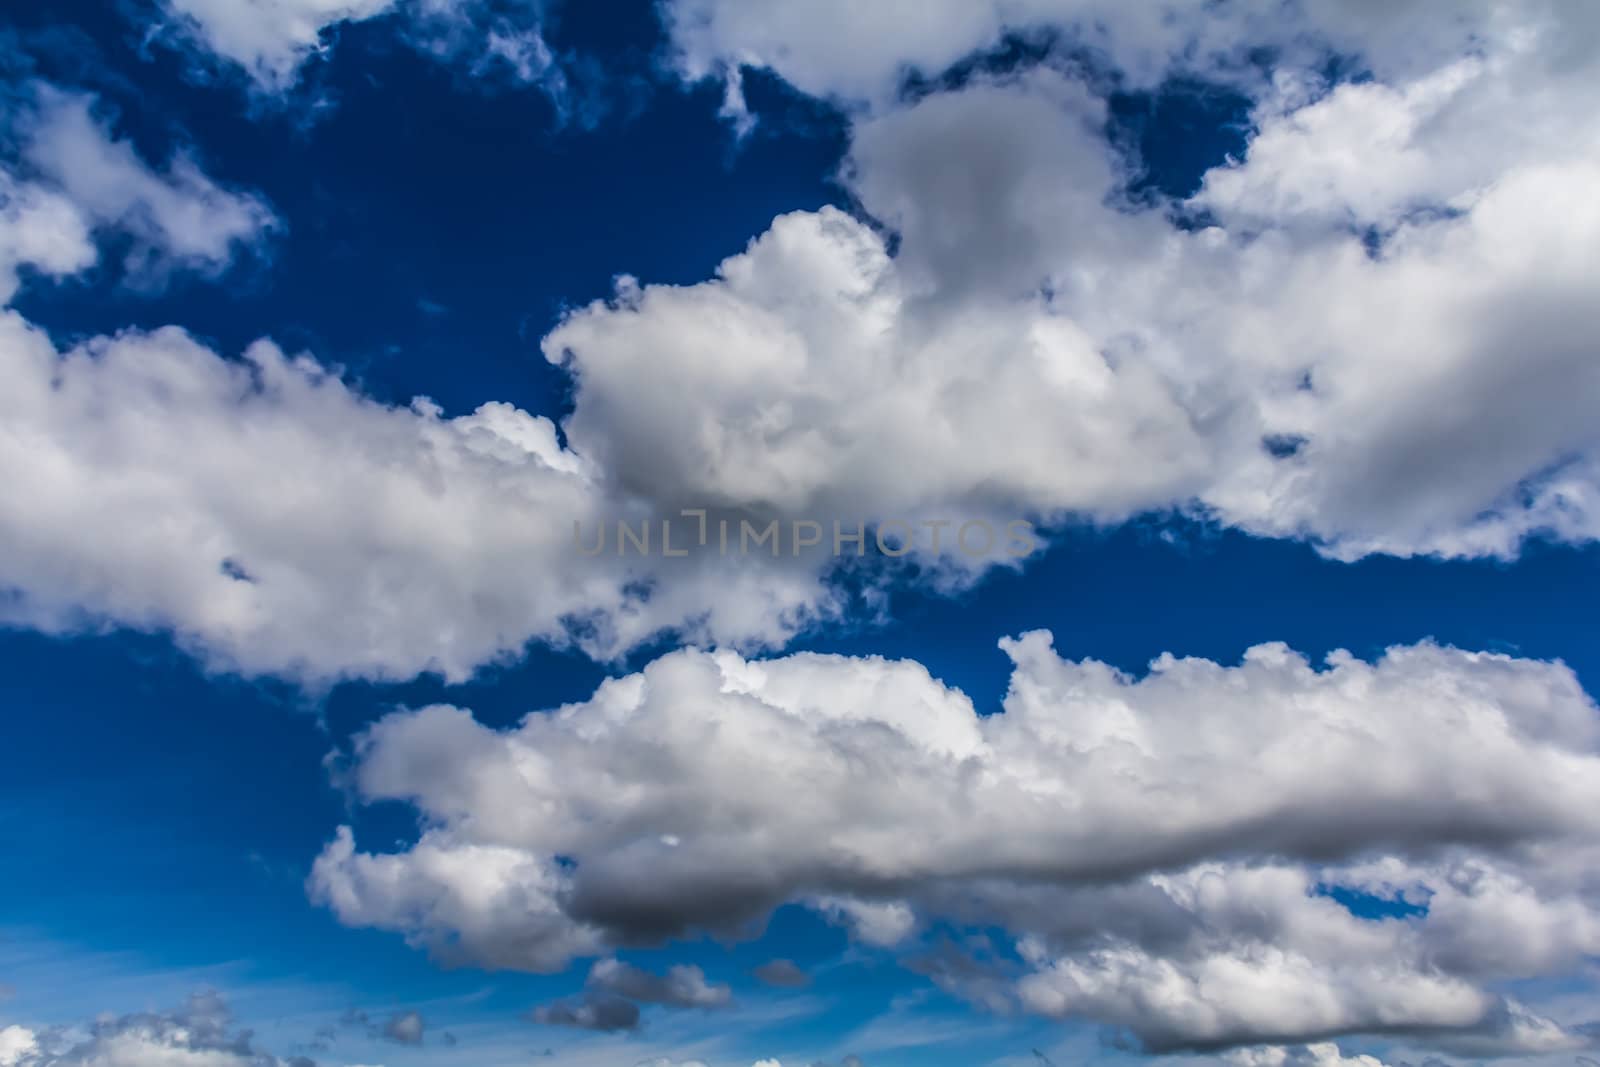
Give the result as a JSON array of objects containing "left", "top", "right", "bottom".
[
  {"left": 1229, "top": 1044, "right": 1394, "bottom": 1067},
  {"left": 0, "top": 306, "right": 861, "bottom": 680},
  {"left": 311, "top": 634, "right": 1600, "bottom": 1050},
  {"left": 1, "top": 84, "right": 273, "bottom": 301},
  {"left": 0, "top": 173, "right": 93, "bottom": 306},
  {"left": 0, "top": 1027, "right": 37, "bottom": 1067},
  {"left": 0, "top": 96, "right": 847, "bottom": 681},
  {"left": 2, "top": 992, "right": 316, "bottom": 1067},
  {"left": 550, "top": 28, "right": 1600, "bottom": 561}
]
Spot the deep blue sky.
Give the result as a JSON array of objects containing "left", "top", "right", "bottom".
[{"left": 2, "top": 2, "right": 1598, "bottom": 1065}]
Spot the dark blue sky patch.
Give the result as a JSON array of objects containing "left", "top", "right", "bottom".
[
  {"left": 1106, "top": 77, "right": 1251, "bottom": 202},
  {"left": 1314, "top": 883, "right": 1431, "bottom": 921}
]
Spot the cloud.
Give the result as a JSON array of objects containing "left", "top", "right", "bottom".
[
  {"left": 751, "top": 960, "right": 810, "bottom": 989},
  {"left": 548, "top": 35, "right": 1600, "bottom": 562},
  {"left": 0, "top": 1027, "right": 37, "bottom": 1067},
  {"left": 527, "top": 992, "right": 641, "bottom": 1033},
  {"left": 1, "top": 83, "right": 274, "bottom": 301},
  {"left": 662, "top": 0, "right": 1597, "bottom": 106},
  {"left": 1229, "top": 1045, "right": 1399, "bottom": 1067},
  {"left": 152, "top": 0, "right": 584, "bottom": 117},
  {"left": 522, "top": 958, "right": 731, "bottom": 1034},
  {"left": 311, "top": 634, "right": 1600, "bottom": 1050},
  {"left": 379, "top": 1010, "right": 424, "bottom": 1046},
  {"left": 0, "top": 305, "right": 859, "bottom": 682},
  {"left": 586, "top": 959, "right": 733, "bottom": 1010},
  {"left": 2, "top": 991, "right": 318, "bottom": 1066},
  {"left": 5, "top": 2, "right": 1600, "bottom": 684},
  {"left": 0, "top": 170, "right": 94, "bottom": 305},
  {"left": 157, "top": 0, "right": 399, "bottom": 89}
]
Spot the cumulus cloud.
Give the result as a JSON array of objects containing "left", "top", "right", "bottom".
[
  {"left": 5, "top": 0, "right": 1600, "bottom": 683},
  {"left": 0, "top": 1027, "right": 37, "bottom": 1067},
  {"left": 1, "top": 83, "right": 273, "bottom": 301},
  {"left": 0, "top": 306, "right": 860, "bottom": 681},
  {"left": 2, "top": 991, "right": 316, "bottom": 1067},
  {"left": 550, "top": 25, "right": 1600, "bottom": 561},
  {"left": 311, "top": 634, "right": 1600, "bottom": 1050}
]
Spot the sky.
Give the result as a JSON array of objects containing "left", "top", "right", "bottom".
[{"left": 1, "top": 2, "right": 1599, "bottom": 1067}]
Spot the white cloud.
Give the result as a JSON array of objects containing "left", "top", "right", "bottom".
[
  {"left": 160, "top": 0, "right": 403, "bottom": 89},
  {"left": 0, "top": 1027, "right": 38, "bottom": 1067},
  {"left": 662, "top": 0, "right": 1596, "bottom": 106},
  {"left": 4, "top": 992, "right": 312, "bottom": 1067},
  {"left": 312, "top": 634, "right": 1600, "bottom": 1050},
  {"left": 550, "top": 16, "right": 1600, "bottom": 562},
  {"left": 1, "top": 85, "right": 273, "bottom": 301},
  {"left": 0, "top": 305, "right": 864, "bottom": 681},
  {"left": 0, "top": 174, "right": 94, "bottom": 305},
  {"left": 1227, "top": 1044, "right": 1398, "bottom": 1067}
]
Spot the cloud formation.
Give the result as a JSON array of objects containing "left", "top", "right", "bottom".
[
  {"left": 4, "top": 1, "right": 1599, "bottom": 687},
  {"left": 312, "top": 634, "right": 1600, "bottom": 1050},
  {"left": 1, "top": 83, "right": 274, "bottom": 301},
  {"left": 0, "top": 992, "right": 316, "bottom": 1067},
  {"left": 554, "top": 21, "right": 1600, "bottom": 561}
]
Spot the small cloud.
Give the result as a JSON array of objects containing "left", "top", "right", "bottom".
[
  {"left": 381, "top": 1010, "right": 425, "bottom": 1046},
  {"left": 527, "top": 992, "right": 640, "bottom": 1033},
  {"left": 417, "top": 297, "right": 448, "bottom": 317},
  {"left": 752, "top": 959, "right": 810, "bottom": 989},
  {"left": 587, "top": 959, "right": 732, "bottom": 1010}
]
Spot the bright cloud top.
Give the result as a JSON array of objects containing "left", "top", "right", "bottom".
[
  {"left": 555, "top": 20, "right": 1600, "bottom": 560},
  {"left": 312, "top": 634, "right": 1600, "bottom": 1051}
]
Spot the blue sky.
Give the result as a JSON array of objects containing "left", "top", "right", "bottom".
[{"left": 2, "top": 2, "right": 1600, "bottom": 1067}]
